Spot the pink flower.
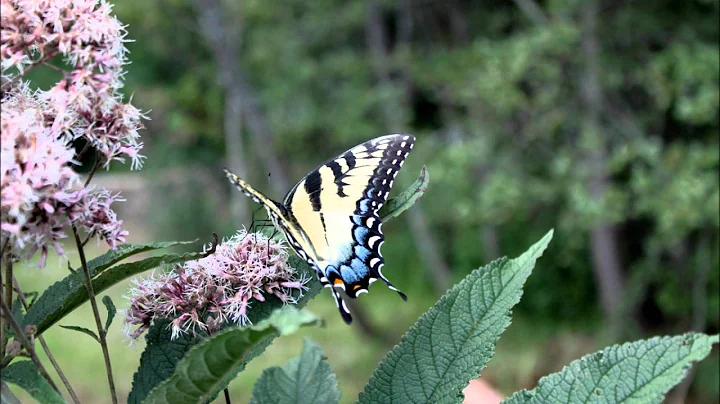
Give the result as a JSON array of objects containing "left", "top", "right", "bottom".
[
  {"left": 1, "top": 0, "right": 144, "bottom": 265},
  {"left": 2, "top": 0, "right": 147, "bottom": 169},
  {"left": 122, "top": 231, "right": 311, "bottom": 341}
]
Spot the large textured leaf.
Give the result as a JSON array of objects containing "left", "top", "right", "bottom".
[
  {"left": 0, "top": 361, "right": 66, "bottom": 404},
  {"left": 250, "top": 339, "right": 341, "bottom": 404},
  {"left": 128, "top": 257, "right": 321, "bottom": 404},
  {"left": 143, "top": 307, "right": 321, "bottom": 404},
  {"left": 379, "top": 166, "right": 429, "bottom": 222},
  {"left": 504, "top": 333, "right": 719, "bottom": 404},
  {"left": 22, "top": 241, "right": 199, "bottom": 334},
  {"left": 359, "top": 230, "right": 554, "bottom": 404}
]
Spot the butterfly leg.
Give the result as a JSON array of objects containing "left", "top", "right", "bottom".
[{"left": 266, "top": 227, "right": 279, "bottom": 260}]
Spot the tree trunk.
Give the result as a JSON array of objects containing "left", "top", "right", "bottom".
[
  {"left": 580, "top": 0, "right": 625, "bottom": 323},
  {"left": 193, "top": 0, "right": 289, "bottom": 202},
  {"left": 193, "top": 0, "right": 248, "bottom": 223},
  {"left": 231, "top": 66, "right": 290, "bottom": 194},
  {"left": 366, "top": 0, "right": 452, "bottom": 294}
]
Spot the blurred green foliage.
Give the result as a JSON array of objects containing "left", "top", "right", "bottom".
[{"left": 49, "top": 0, "right": 717, "bottom": 401}]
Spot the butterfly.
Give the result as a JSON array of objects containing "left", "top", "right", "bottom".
[{"left": 224, "top": 134, "right": 415, "bottom": 324}]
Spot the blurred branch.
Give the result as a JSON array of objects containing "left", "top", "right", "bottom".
[
  {"left": 366, "top": 1, "right": 452, "bottom": 294},
  {"left": 12, "top": 277, "right": 80, "bottom": 404},
  {"left": 193, "top": 0, "right": 249, "bottom": 223},
  {"left": 669, "top": 233, "right": 712, "bottom": 404},
  {"left": 511, "top": 0, "right": 549, "bottom": 25},
  {"left": 448, "top": 0, "right": 470, "bottom": 44},
  {"left": 580, "top": 0, "right": 625, "bottom": 326}
]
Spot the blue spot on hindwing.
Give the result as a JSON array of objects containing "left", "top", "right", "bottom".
[
  {"left": 358, "top": 199, "right": 371, "bottom": 214},
  {"left": 354, "top": 245, "right": 371, "bottom": 261},
  {"left": 353, "top": 226, "right": 369, "bottom": 243},
  {"left": 340, "top": 258, "right": 370, "bottom": 284},
  {"left": 340, "top": 266, "right": 359, "bottom": 283}
]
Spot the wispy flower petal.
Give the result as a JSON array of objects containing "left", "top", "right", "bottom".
[{"left": 123, "top": 230, "right": 310, "bottom": 341}]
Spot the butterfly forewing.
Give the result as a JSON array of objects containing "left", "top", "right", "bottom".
[{"left": 283, "top": 135, "right": 414, "bottom": 295}]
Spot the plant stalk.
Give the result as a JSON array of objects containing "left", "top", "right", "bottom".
[
  {"left": 4, "top": 260, "right": 11, "bottom": 315},
  {"left": 0, "top": 293, "right": 59, "bottom": 392},
  {"left": 13, "top": 277, "right": 81, "bottom": 404},
  {"left": 1, "top": 255, "right": 11, "bottom": 361},
  {"left": 224, "top": 388, "right": 232, "bottom": 404},
  {"left": 1, "top": 51, "right": 58, "bottom": 91},
  {"left": 72, "top": 225, "right": 118, "bottom": 404}
]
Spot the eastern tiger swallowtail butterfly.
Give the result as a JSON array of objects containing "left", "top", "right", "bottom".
[{"left": 224, "top": 134, "right": 415, "bottom": 324}]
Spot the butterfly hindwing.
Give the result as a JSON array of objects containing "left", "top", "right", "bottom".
[{"left": 225, "top": 134, "right": 415, "bottom": 324}]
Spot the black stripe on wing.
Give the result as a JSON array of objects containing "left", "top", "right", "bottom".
[{"left": 353, "top": 134, "right": 415, "bottom": 216}]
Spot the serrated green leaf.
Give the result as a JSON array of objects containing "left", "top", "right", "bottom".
[
  {"left": 503, "top": 333, "right": 719, "bottom": 404},
  {"left": 359, "top": 230, "right": 554, "bottom": 404},
  {"left": 102, "top": 295, "right": 117, "bottom": 331},
  {"left": 0, "top": 361, "right": 66, "bottom": 404},
  {"left": 128, "top": 257, "right": 322, "bottom": 404},
  {"left": 59, "top": 325, "right": 100, "bottom": 342},
  {"left": 379, "top": 166, "right": 429, "bottom": 222},
  {"left": 143, "top": 307, "right": 322, "bottom": 404},
  {"left": 250, "top": 338, "right": 341, "bottom": 404},
  {"left": 22, "top": 240, "right": 198, "bottom": 334}
]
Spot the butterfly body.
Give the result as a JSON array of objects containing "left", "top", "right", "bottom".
[{"left": 224, "top": 134, "right": 414, "bottom": 323}]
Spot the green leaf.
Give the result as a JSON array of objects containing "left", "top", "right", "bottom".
[
  {"left": 128, "top": 257, "right": 322, "bottom": 404},
  {"left": 59, "top": 325, "right": 100, "bottom": 342},
  {"left": 102, "top": 295, "right": 117, "bottom": 331},
  {"left": 143, "top": 307, "right": 322, "bottom": 404},
  {"left": 503, "top": 333, "right": 720, "bottom": 404},
  {"left": 0, "top": 361, "right": 66, "bottom": 404},
  {"left": 250, "top": 338, "right": 341, "bottom": 404},
  {"left": 22, "top": 240, "right": 199, "bottom": 334},
  {"left": 379, "top": 166, "right": 429, "bottom": 222},
  {"left": 359, "top": 230, "right": 554, "bottom": 404}
]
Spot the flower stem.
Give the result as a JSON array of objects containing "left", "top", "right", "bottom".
[
  {"left": 72, "top": 225, "right": 118, "bottom": 404},
  {"left": 13, "top": 277, "right": 81, "bottom": 404},
  {"left": 0, "top": 293, "right": 59, "bottom": 392},
  {"left": 1, "top": 51, "right": 58, "bottom": 91},
  {"left": 4, "top": 260, "right": 11, "bottom": 316},
  {"left": 0, "top": 293, "right": 4, "bottom": 362},
  {"left": 1, "top": 256, "right": 12, "bottom": 361},
  {"left": 83, "top": 152, "right": 104, "bottom": 188}
]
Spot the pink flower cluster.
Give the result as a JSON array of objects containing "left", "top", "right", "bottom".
[
  {"left": 1, "top": 85, "right": 128, "bottom": 264},
  {"left": 1, "top": 0, "right": 142, "bottom": 264},
  {"left": 1, "top": 0, "right": 145, "bottom": 167},
  {"left": 123, "top": 231, "right": 311, "bottom": 341}
]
